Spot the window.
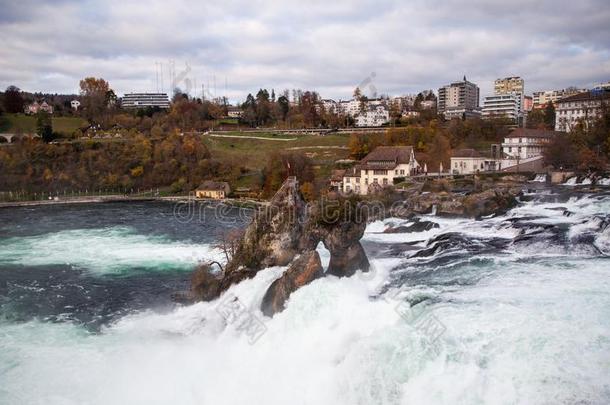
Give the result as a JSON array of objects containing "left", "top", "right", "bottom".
[
  {"left": 365, "top": 178, "right": 368, "bottom": 185},
  {"left": 383, "top": 178, "right": 388, "bottom": 185},
  {"left": 373, "top": 178, "right": 378, "bottom": 184},
  {"left": 395, "top": 170, "right": 398, "bottom": 175},
  {"left": 400, "top": 170, "right": 405, "bottom": 175},
  {"left": 373, "top": 170, "right": 387, "bottom": 175}
]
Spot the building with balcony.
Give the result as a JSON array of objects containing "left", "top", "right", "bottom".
[
  {"left": 532, "top": 88, "right": 585, "bottom": 109},
  {"left": 482, "top": 94, "right": 521, "bottom": 122},
  {"left": 342, "top": 146, "right": 420, "bottom": 195},
  {"left": 438, "top": 76, "right": 480, "bottom": 120},
  {"left": 121, "top": 93, "right": 170, "bottom": 109},
  {"left": 501, "top": 128, "right": 559, "bottom": 160},
  {"left": 555, "top": 90, "right": 610, "bottom": 132},
  {"left": 494, "top": 77, "right": 524, "bottom": 95}
]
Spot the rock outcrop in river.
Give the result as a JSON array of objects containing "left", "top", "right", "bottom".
[
  {"left": 179, "top": 175, "right": 524, "bottom": 315},
  {"left": 184, "top": 177, "right": 369, "bottom": 315}
]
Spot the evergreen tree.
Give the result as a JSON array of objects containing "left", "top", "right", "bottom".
[{"left": 36, "top": 111, "right": 53, "bottom": 143}]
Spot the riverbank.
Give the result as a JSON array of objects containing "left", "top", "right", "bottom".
[{"left": 0, "top": 195, "right": 267, "bottom": 209}]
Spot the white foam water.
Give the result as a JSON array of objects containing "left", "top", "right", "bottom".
[
  {"left": 1, "top": 195, "right": 609, "bottom": 404},
  {"left": 0, "top": 226, "right": 220, "bottom": 274},
  {"left": 531, "top": 173, "right": 546, "bottom": 183},
  {"left": 564, "top": 176, "right": 578, "bottom": 186}
]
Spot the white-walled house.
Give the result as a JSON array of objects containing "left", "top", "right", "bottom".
[
  {"left": 501, "top": 128, "right": 558, "bottom": 160},
  {"left": 450, "top": 149, "right": 496, "bottom": 174},
  {"left": 342, "top": 146, "right": 420, "bottom": 195},
  {"left": 555, "top": 91, "right": 610, "bottom": 132}
]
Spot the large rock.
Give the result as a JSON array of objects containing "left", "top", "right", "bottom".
[
  {"left": 184, "top": 178, "right": 371, "bottom": 304},
  {"left": 226, "top": 178, "right": 307, "bottom": 273},
  {"left": 261, "top": 250, "right": 324, "bottom": 316},
  {"left": 384, "top": 219, "right": 439, "bottom": 233},
  {"left": 463, "top": 188, "right": 519, "bottom": 218}
]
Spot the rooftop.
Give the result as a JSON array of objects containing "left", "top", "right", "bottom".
[
  {"left": 197, "top": 180, "right": 230, "bottom": 191},
  {"left": 451, "top": 148, "right": 482, "bottom": 158},
  {"left": 361, "top": 146, "right": 414, "bottom": 165},
  {"left": 505, "top": 128, "right": 562, "bottom": 139},
  {"left": 557, "top": 90, "right": 610, "bottom": 103}
]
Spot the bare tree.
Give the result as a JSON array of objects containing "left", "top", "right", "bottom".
[{"left": 214, "top": 228, "right": 244, "bottom": 263}]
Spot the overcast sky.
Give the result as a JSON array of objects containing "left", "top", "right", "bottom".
[{"left": 1, "top": 0, "right": 609, "bottom": 103}]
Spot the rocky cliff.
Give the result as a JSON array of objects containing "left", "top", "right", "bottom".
[{"left": 185, "top": 177, "right": 370, "bottom": 316}]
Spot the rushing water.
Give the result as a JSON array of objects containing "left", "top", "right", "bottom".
[{"left": 0, "top": 192, "right": 609, "bottom": 405}]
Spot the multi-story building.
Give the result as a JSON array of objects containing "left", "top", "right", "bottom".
[
  {"left": 555, "top": 90, "right": 610, "bottom": 132},
  {"left": 501, "top": 128, "right": 558, "bottom": 160},
  {"left": 355, "top": 105, "right": 390, "bottom": 127},
  {"left": 121, "top": 93, "right": 170, "bottom": 109},
  {"left": 494, "top": 77, "right": 524, "bottom": 95},
  {"left": 594, "top": 81, "right": 610, "bottom": 91},
  {"left": 438, "top": 76, "right": 480, "bottom": 120},
  {"left": 483, "top": 76, "right": 525, "bottom": 125},
  {"left": 342, "top": 146, "right": 420, "bottom": 195},
  {"left": 482, "top": 94, "right": 521, "bottom": 121},
  {"left": 532, "top": 88, "right": 585, "bottom": 109},
  {"left": 523, "top": 96, "right": 533, "bottom": 112}
]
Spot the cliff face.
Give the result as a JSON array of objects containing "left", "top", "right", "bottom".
[{"left": 187, "top": 177, "right": 370, "bottom": 315}]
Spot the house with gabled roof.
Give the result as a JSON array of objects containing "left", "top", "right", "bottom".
[{"left": 342, "top": 146, "right": 420, "bottom": 195}]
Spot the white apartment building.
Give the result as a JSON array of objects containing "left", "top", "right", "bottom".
[
  {"left": 342, "top": 146, "right": 420, "bottom": 195},
  {"left": 482, "top": 94, "right": 521, "bottom": 121},
  {"left": 555, "top": 91, "right": 610, "bottom": 132},
  {"left": 121, "top": 93, "right": 170, "bottom": 109},
  {"left": 501, "top": 128, "right": 557, "bottom": 160},
  {"left": 355, "top": 105, "right": 390, "bottom": 127}
]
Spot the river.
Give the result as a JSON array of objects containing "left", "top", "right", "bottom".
[{"left": 0, "top": 191, "right": 609, "bottom": 404}]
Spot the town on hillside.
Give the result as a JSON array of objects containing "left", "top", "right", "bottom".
[{"left": 1, "top": 75, "right": 609, "bottom": 203}]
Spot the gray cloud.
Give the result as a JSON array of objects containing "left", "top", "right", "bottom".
[{"left": 0, "top": 0, "right": 608, "bottom": 103}]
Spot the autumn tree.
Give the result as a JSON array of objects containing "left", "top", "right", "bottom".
[
  {"left": 543, "top": 133, "right": 578, "bottom": 169},
  {"left": 3, "top": 85, "right": 24, "bottom": 113},
  {"left": 543, "top": 102, "right": 556, "bottom": 130},
  {"left": 79, "top": 77, "right": 111, "bottom": 120},
  {"left": 262, "top": 151, "right": 315, "bottom": 197},
  {"left": 526, "top": 108, "right": 546, "bottom": 129}
]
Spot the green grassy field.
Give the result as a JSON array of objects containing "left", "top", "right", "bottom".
[
  {"left": 202, "top": 133, "right": 352, "bottom": 171},
  {"left": 1, "top": 114, "right": 87, "bottom": 136},
  {"left": 203, "top": 132, "right": 356, "bottom": 191}
]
